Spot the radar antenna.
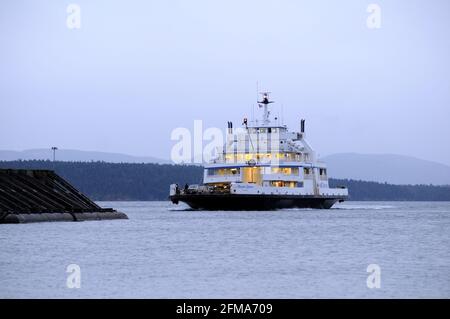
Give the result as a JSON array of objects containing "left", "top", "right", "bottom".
[{"left": 258, "top": 92, "right": 274, "bottom": 125}]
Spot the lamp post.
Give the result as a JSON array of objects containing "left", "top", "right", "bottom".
[{"left": 51, "top": 147, "right": 58, "bottom": 162}]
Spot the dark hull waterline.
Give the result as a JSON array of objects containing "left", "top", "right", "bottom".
[{"left": 170, "top": 194, "right": 347, "bottom": 210}]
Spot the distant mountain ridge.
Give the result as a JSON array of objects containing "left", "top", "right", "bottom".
[
  {"left": 322, "top": 153, "right": 450, "bottom": 186},
  {"left": 0, "top": 149, "right": 169, "bottom": 164},
  {"left": 1, "top": 149, "right": 450, "bottom": 185}
]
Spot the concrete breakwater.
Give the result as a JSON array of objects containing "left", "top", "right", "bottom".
[{"left": 0, "top": 169, "right": 128, "bottom": 224}]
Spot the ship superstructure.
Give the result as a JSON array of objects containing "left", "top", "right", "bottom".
[{"left": 170, "top": 93, "right": 348, "bottom": 210}]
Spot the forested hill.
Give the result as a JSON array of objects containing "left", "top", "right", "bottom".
[{"left": 1, "top": 160, "right": 449, "bottom": 201}]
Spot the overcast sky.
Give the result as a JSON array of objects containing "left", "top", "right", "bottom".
[{"left": 1, "top": 0, "right": 449, "bottom": 164}]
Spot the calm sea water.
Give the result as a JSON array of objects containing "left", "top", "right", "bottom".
[{"left": 1, "top": 201, "right": 449, "bottom": 299}]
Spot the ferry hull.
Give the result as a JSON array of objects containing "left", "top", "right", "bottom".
[{"left": 170, "top": 194, "right": 346, "bottom": 210}]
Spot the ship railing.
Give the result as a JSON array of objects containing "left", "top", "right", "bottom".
[{"left": 174, "top": 184, "right": 231, "bottom": 196}]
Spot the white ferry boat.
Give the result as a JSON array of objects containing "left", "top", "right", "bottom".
[{"left": 170, "top": 93, "right": 348, "bottom": 210}]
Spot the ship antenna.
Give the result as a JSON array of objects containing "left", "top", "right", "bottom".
[
  {"left": 243, "top": 117, "right": 256, "bottom": 154},
  {"left": 255, "top": 81, "right": 260, "bottom": 125},
  {"left": 252, "top": 104, "right": 255, "bottom": 124},
  {"left": 256, "top": 81, "right": 259, "bottom": 104}
]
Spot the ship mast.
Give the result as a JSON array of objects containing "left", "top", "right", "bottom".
[{"left": 258, "top": 92, "right": 274, "bottom": 126}]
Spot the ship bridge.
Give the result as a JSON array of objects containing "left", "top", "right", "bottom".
[{"left": 216, "top": 92, "right": 316, "bottom": 165}]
